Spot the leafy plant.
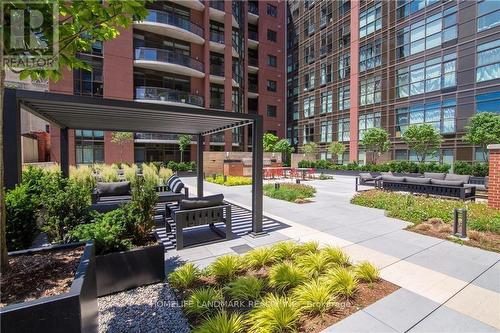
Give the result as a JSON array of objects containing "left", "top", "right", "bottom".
[
  {"left": 166, "top": 161, "right": 196, "bottom": 172},
  {"left": 271, "top": 241, "right": 300, "bottom": 261},
  {"left": 99, "top": 165, "right": 119, "bottom": 182},
  {"left": 247, "top": 294, "right": 301, "bottom": 333},
  {"left": 297, "top": 241, "right": 320, "bottom": 254},
  {"left": 185, "top": 287, "right": 224, "bottom": 317},
  {"left": 296, "top": 252, "right": 335, "bottom": 277},
  {"left": 360, "top": 128, "right": 391, "bottom": 164},
  {"left": 462, "top": 112, "right": 500, "bottom": 162},
  {"left": 70, "top": 165, "right": 95, "bottom": 192},
  {"left": 263, "top": 183, "right": 316, "bottom": 203},
  {"left": 454, "top": 161, "right": 489, "bottom": 177},
  {"left": 268, "top": 262, "right": 306, "bottom": 292},
  {"left": 274, "top": 139, "right": 294, "bottom": 165},
  {"left": 193, "top": 311, "right": 246, "bottom": 333},
  {"left": 263, "top": 133, "right": 280, "bottom": 152},
  {"left": 327, "top": 142, "right": 346, "bottom": 163},
  {"left": 123, "top": 164, "right": 139, "bottom": 182},
  {"left": 206, "top": 175, "right": 252, "bottom": 186},
  {"left": 127, "top": 176, "right": 159, "bottom": 243},
  {"left": 209, "top": 255, "right": 243, "bottom": 281},
  {"left": 321, "top": 246, "right": 351, "bottom": 267},
  {"left": 158, "top": 167, "right": 173, "bottom": 185},
  {"left": 225, "top": 276, "right": 264, "bottom": 301},
  {"left": 178, "top": 135, "right": 192, "bottom": 163},
  {"left": 402, "top": 124, "right": 443, "bottom": 163},
  {"left": 302, "top": 142, "right": 318, "bottom": 155},
  {"left": 168, "top": 263, "right": 201, "bottom": 290},
  {"left": 292, "top": 279, "right": 337, "bottom": 315},
  {"left": 142, "top": 163, "right": 160, "bottom": 186},
  {"left": 110, "top": 132, "right": 133, "bottom": 163},
  {"left": 355, "top": 262, "right": 380, "bottom": 283},
  {"left": 323, "top": 267, "right": 359, "bottom": 298},
  {"left": 244, "top": 247, "right": 277, "bottom": 269},
  {"left": 5, "top": 184, "right": 38, "bottom": 251}
]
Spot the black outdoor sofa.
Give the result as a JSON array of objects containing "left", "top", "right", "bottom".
[{"left": 167, "top": 194, "right": 233, "bottom": 250}]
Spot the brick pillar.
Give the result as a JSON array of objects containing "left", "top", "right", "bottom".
[
  {"left": 349, "top": 1, "right": 360, "bottom": 162},
  {"left": 487, "top": 144, "right": 500, "bottom": 209}
]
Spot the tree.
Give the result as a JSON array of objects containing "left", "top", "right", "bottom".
[
  {"left": 463, "top": 112, "right": 500, "bottom": 163},
  {"left": 274, "top": 139, "right": 293, "bottom": 164},
  {"left": 178, "top": 134, "right": 192, "bottom": 163},
  {"left": 360, "top": 128, "right": 390, "bottom": 164},
  {"left": 302, "top": 142, "right": 317, "bottom": 155},
  {"left": 111, "top": 132, "right": 133, "bottom": 163},
  {"left": 327, "top": 142, "right": 345, "bottom": 163},
  {"left": 0, "top": 1, "right": 149, "bottom": 273},
  {"left": 263, "top": 133, "right": 279, "bottom": 152},
  {"left": 402, "top": 124, "right": 443, "bottom": 163}
]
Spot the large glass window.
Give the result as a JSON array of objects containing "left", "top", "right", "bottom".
[
  {"left": 304, "top": 69, "right": 315, "bottom": 90},
  {"left": 305, "top": 42, "right": 315, "bottom": 63},
  {"left": 74, "top": 55, "right": 103, "bottom": 97},
  {"left": 338, "top": 85, "right": 350, "bottom": 111},
  {"left": 476, "top": 91, "right": 500, "bottom": 113},
  {"left": 303, "top": 123, "right": 315, "bottom": 143},
  {"left": 320, "top": 62, "right": 333, "bottom": 85},
  {"left": 396, "top": 53, "right": 456, "bottom": 98},
  {"left": 320, "top": 31, "right": 333, "bottom": 55},
  {"left": 359, "top": 2, "right": 382, "bottom": 38},
  {"left": 396, "top": 0, "right": 439, "bottom": 20},
  {"left": 75, "top": 130, "right": 104, "bottom": 164},
  {"left": 476, "top": 40, "right": 500, "bottom": 83},
  {"left": 338, "top": 117, "right": 350, "bottom": 142},
  {"left": 360, "top": 76, "right": 382, "bottom": 106},
  {"left": 358, "top": 112, "right": 381, "bottom": 139},
  {"left": 267, "top": 3, "right": 277, "bottom": 17},
  {"left": 338, "top": 53, "right": 350, "bottom": 80},
  {"left": 395, "top": 99, "right": 456, "bottom": 136},
  {"left": 303, "top": 96, "right": 315, "bottom": 117},
  {"left": 320, "top": 120, "right": 333, "bottom": 142},
  {"left": 359, "top": 39, "right": 382, "bottom": 72},
  {"left": 320, "top": 91, "right": 333, "bottom": 114},
  {"left": 320, "top": 2, "right": 333, "bottom": 28},
  {"left": 477, "top": 0, "right": 500, "bottom": 32}
]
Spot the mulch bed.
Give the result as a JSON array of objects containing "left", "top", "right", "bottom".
[{"left": 0, "top": 246, "right": 84, "bottom": 307}]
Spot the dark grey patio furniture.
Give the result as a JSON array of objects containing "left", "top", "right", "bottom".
[
  {"left": 355, "top": 172, "right": 377, "bottom": 191},
  {"left": 167, "top": 194, "right": 233, "bottom": 250}
]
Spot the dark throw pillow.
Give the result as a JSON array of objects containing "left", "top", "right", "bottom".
[
  {"left": 444, "top": 174, "right": 470, "bottom": 183},
  {"left": 431, "top": 179, "right": 464, "bottom": 187},
  {"left": 405, "top": 177, "right": 431, "bottom": 184},
  {"left": 179, "top": 194, "right": 225, "bottom": 210},
  {"left": 381, "top": 175, "right": 406, "bottom": 182},
  {"left": 97, "top": 181, "right": 131, "bottom": 197},
  {"left": 423, "top": 172, "right": 446, "bottom": 180}
]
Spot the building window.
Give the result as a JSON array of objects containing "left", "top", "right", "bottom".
[
  {"left": 73, "top": 55, "right": 103, "bottom": 97},
  {"left": 359, "top": 39, "right": 382, "bottom": 72},
  {"left": 395, "top": 149, "right": 408, "bottom": 160},
  {"left": 303, "top": 123, "right": 315, "bottom": 143},
  {"left": 267, "top": 54, "right": 277, "bottom": 67},
  {"left": 359, "top": 2, "right": 382, "bottom": 38},
  {"left": 303, "top": 96, "right": 315, "bottom": 118},
  {"left": 320, "top": 62, "right": 333, "bottom": 85},
  {"left": 360, "top": 76, "right": 382, "bottom": 106},
  {"left": 267, "top": 29, "right": 277, "bottom": 42},
  {"left": 75, "top": 130, "right": 104, "bottom": 164},
  {"left": 304, "top": 69, "right": 315, "bottom": 91},
  {"left": 267, "top": 105, "right": 277, "bottom": 117},
  {"left": 476, "top": 91, "right": 500, "bottom": 113},
  {"left": 358, "top": 112, "right": 381, "bottom": 139},
  {"left": 267, "top": 80, "right": 277, "bottom": 92},
  {"left": 338, "top": 85, "right": 350, "bottom": 110},
  {"left": 339, "top": 0, "right": 350, "bottom": 16},
  {"left": 320, "top": 2, "right": 333, "bottom": 28},
  {"left": 477, "top": 0, "right": 500, "bottom": 32},
  {"left": 338, "top": 53, "right": 350, "bottom": 79},
  {"left": 267, "top": 3, "right": 277, "bottom": 17},
  {"left": 320, "top": 120, "right": 333, "bottom": 142},
  {"left": 396, "top": 6, "right": 457, "bottom": 59},
  {"left": 292, "top": 101, "right": 299, "bottom": 120},
  {"left": 396, "top": 53, "right": 456, "bottom": 98},
  {"left": 395, "top": 99, "right": 456, "bottom": 136},
  {"left": 304, "top": 42, "right": 315, "bottom": 63},
  {"left": 210, "top": 84, "right": 224, "bottom": 109},
  {"left": 232, "top": 89, "right": 242, "bottom": 113},
  {"left": 338, "top": 117, "right": 350, "bottom": 142},
  {"left": 396, "top": 0, "right": 439, "bottom": 20},
  {"left": 339, "top": 24, "right": 350, "bottom": 48},
  {"left": 320, "top": 91, "right": 333, "bottom": 114},
  {"left": 476, "top": 40, "right": 500, "bottom": 83},
  {"left": 320, "top": 31, "right": 333, "bottom": 55}
]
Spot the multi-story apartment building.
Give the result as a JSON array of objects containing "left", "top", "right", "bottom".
[
  {"left": 50, "top": 0, "right": 286, "bottom": 165},
  {"left": 287, "top": 0, "right": 500, "bottom": 165}
]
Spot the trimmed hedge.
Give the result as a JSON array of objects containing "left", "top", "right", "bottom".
[
  {"left": 453, "top": 161, "right": 489, "bottom": 177},
  {"left": 298, "top": 160, "right": 451, "bottom": 174}
]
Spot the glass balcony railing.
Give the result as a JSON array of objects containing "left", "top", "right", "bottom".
[
  {"left": 134, "top": 133, "right": 179, "bottom": 141},
  {"left": 248, "top": 30, "right": 259, "bottom": 41},
  {"left": 210, "top": 30, "right": 225, "bottom": 44},
  {"left": 249, "top": 2, "right": 259, "bottom": 15},
  {"left": 142, "top": 9, "right": 204, "bottom": 38},
  {"left": 209, "top": 0, "right": 224, "bottom": 11},
  {"left": 135, "top": 47, "right": 204, "bottom": 72},
  {"left": 210, "top": 63, "right": 225, "bottom": 76},
  {"left": 135, "top": 86, "right": 204, "bottom": 107}
]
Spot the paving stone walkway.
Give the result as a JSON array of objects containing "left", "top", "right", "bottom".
[{"left": 176, "top": 175, "right": 500, "bottom": 332}]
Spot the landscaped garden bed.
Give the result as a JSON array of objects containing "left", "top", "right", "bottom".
[
  {"left": 351, "top": 190, "right": 500, "bottom": 252},
  {"left": 206, "top": 175, "right": 253, "bottom": 186},
  {"left": 264, "top": 183, "right": 316, "bottom": 203},
  {"left": 167, "top": 241, "right": 399, "bottom": 333}
]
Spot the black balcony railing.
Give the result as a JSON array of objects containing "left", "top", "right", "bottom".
[
  {"left": 210, "top": 30, "right": 225, "bottom": 44},
  {"left": 135, "top": 86, "right": 204, "bottom": 106},
  {"left": 210, "top": 63, "right": 225, "bottom": 76},
  {"left": 248, "top": 30, "right": 258, "bottom": 41},
  {"left": 209, "top": 0, "right": 224, "bottom": 11},
  {"left": 248, "top": 82, "right": 258, "bottom": 93},
  {"left": 142, "top": 9, "right": 204, "bottom": 38},
  {"left": 249, "top": 2, "right": 259, "bottom": 15},
  {"left": 210, "top": 98, "right": 224, "bottom": 109},
  {"left": 249, "top": 57, "right": 258, "bottom": 67},
  {"left": 135, "top": 47, "right": 204, "bottom": 72},
  {"left": 134, "top": 133, "right": 179, "bottom": 141}
]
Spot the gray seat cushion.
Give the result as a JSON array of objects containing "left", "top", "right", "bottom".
[
  {"left": 97, "top": 181, "right": 131, "bottom": 197},
  {"left": 359, "top": 173, "right": 374, "bottom": 181},
  {"left": 405, "top": 177, "right": 431, "bottom": 184},
  {"left": 179, "top": 194, "right": 225, "bottom": 210},
  {"left": 445, "top": 174, "right": 470, "bottom": 183},
  {"left": 423, "top": 172, "right": 446, "bottom": 180},
  {"left": 382, "top": 175, "right": 406, "bottom": 182},
  {"left": 464, "top": 184, "right": 486, "bottom": 191},
  {"left": 376, "top": 171, "right": 393, "bottom": 180},
  {"left": 431, "top": 179, "right": 464, "bottom": 187}
]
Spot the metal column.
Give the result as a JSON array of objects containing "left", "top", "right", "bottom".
[
  {"left": 60, "top": 128, "right": 69, "bottom": 178},
  {"left": 3, "top": 89, "right": 21, "bottom": 189},
  {"left": 197, "top": 133, "right": 204, "bottom": 198},
  {"left": 251, "top": 117, "right": 265, "bottom": 235}
]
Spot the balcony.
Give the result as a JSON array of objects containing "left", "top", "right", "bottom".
[
  {"left": 134, "top": 47, "right": 205, "bottom": 78},
  {"left": 134, "top": 9, "right": 204, "bottom": 44},
  {"left": 170, "top": 0, "right": 205, "bottom": 11},
  {"left": 209, "top": 63, "right": 225, "bottom": 85},
  {"left": 248, "top": 30, "right": 259, "bottom": 49},
  {"left": 134, "top": 133, "right": 180, "bottom": 143},
  {"left": 135, "top": 86, "right": 204, "bottom": 108},
  {"left": 248, "top": 57, "right": 258, "bottom": 73},
  {"left": 209, "top": 0, "right": 224, "bottom": 11},
  {"left": 248, "top": 82, "right": 258, "bottom": 98},
  {"left": 210, "top": 98, "right": 225, "bottom": 110},
  {"left": 209, "top": 0, "right": 225, "bottom": 24},
  {"left": 248, "top": 2, "right": 259, "bottom": 24},
  {"left": 209, "top": 30, "right": 225, "bottom": 53}
]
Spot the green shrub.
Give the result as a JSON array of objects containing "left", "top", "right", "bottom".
[
  {"left": 268, "top": 262, "right": 306, "bottom": 292},
  {"left": 70, "top": 165, "right": 96, "bottom": 192},
  {"left": 166, "top": 161, "right": 196, "bottom": 172},
  {"left": 185, "top": 287, "right": 224, "bottom": 317},
  {"left": 209, "top": 255, "right": 243, "bottom": 281},
  {"left": 321, "top": 246, "right": 351, "bottom": 267},
  {"left": 292, "top": 279, "right": 337, "bottom": 315},
  {"left": 246, "top": 294, "right": 301, "bottom": 333},
  {"left": 355, "top": 262, "right": 380, "bottom": 283},
  {"left": 296, "top": 252, "right": 334, "bottom": 277},
  {"left": 193, "top": 311, "right": 246, "bottom": 333},
  {"left": 127, "top": 176, "right": 159, "bottom": 243},
  {"left": 271, "top": 241, "right": 300, "bottom": 261},
  {"left": 454, "top": 161, "right": 489, "bottom": 177},
  {"left": 205, "top": 175, "right": 252, "bottom": 186},
  {"left": 323, "top": 267, "right": 358, "bottom": 298},
  {"left": 21, "top": 165, "right": 48, "bottom": 201},
  {"left": 244, "top": 247, "right": 277, "bottom": 269},
  {"left": 263, "top": 183, "right": 316, "bottom": 202},
  {"left": 168, "top": 263, "right": 201, "bottom": 290},
  {"left": 225, "top": 276, "right": 264, "bottom": 301},
  {"left": 5, "top": 184, "right": 38, "bottom": 251}
]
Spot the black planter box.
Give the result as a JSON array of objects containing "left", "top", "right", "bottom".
[
  {"left": 96, "top": 241, "right": 165, "bottom": 297},
  {"left": 0, "top": 242, "right": 97, "bottom": 333}
]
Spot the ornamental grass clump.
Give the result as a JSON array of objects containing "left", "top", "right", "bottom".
[
  {"left": 321, "top": 246, "right": 351, "bottom": 267},
  {"left": 225, "top": 276, "right": 265, "bottom": 301},
  {"left": 263, "top": 183, "right": 316, "bottom": 202},
  {"left": 158, "top": 167, "right": 173, "bottom": 185},
  {"left": 69, "top": 165, "right": 95, "bottom": 192},
  {"left": 297, "top": 241, "right": 320, "bottom": 254},
  {"left": 244, "top": 247, "right": 277, "bottom": 270},
  {"left": 271, "top": 241, "right": 300, "bottom": 261},
  {"left": 324, "top": 267, "right": 358, "bottom": 298},
  {"left": 209, "top": 255, "right": 243, "bottom": 282},
  {"left": 193, "top": 311, "right": 246, "bottom": 333},
  {"left": 268, "top": 262, "right": 306, "bottom": 292},
  {"left": 355, "top": 262, "right": 380, "bottom": 283},
  {"left": 123, "top": 164, "right": 139, "bottom": 182},
  {"left": 99, "top": 165, "right": 119, "bottom": 182},
  {"left": 246, "top": 294, "right": 301, "bottom": 333},
  {"left": 292, "top": 279, "right": 337, "bottom": 315},
  {"left": 142, "top": 163, "right": 160, "bottom": 185},
  {"left": 168, "top": 263, "right": 201, "bottom": 290},
  {"left": 297, "top": 252, "right": 335, "bottom": 277},
  {"left": 185, "top": 287, "right": 224, "bottom": 317}
]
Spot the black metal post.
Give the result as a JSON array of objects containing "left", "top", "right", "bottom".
[
  {"left": 3, "top": 89, "right": 21, "bottom": 189},
  {"left": 251, "top": 117, "right": 265, "bottom": 236},
  {"left": 197, "top": 134, "right": 203, "bottom": 198},
  {"left": 453, "top": 208, "right": 459, "bottom": 235},
  {"left": 60, "top": 128, "right": 69, "bottom": 178},
  {"left": 461, "top": 208, "right": 467, "bottom": 238}
]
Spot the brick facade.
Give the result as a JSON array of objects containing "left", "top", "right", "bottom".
[{"left": 487, "top": 144, "right": 500, "bottom": 210}]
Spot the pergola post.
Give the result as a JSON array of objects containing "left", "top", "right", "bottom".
[
  {"left": 3, "top": 89, "right": 21, "bottom": 189},
  {"left": 251, "top": 116, "right": 265, "bottom": 236},
  {"left": 197, "top": 133, "right": 204, "bottom": 197},
  {"left": 60, "top": 128, "right": 69, "bottom": 178}
]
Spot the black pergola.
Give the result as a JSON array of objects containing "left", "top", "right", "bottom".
[{"left": 2, "top": 88, "right": 265, "bottom": 235}]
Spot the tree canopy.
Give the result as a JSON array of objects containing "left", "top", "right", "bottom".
[
  {"left": 402, "top": 124, "right": 443, "bottom": 163},
  {"left": 302, "top": 142, "right": 317, "bottom": 155},
  {"left": 178, "top": 134, "right": 192, "bottom": 162},
  {"left": 263, "top": 133, "right": 280, "bottom": 152},
  {"left": 462, "top": 112, "right": 500, "bottom": 162},
  {"left": 360, "top": 128, "right": 390, "bottom": 164},
  {"left": 327, "top": 142, "right": 345, "bottom": 162}
]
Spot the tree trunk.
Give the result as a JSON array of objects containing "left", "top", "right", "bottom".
[
  {"left": 180, "top": 149, "right": 183, "bottom": 163},
  {"left": 0, "top": 66, "right": 10, "bottom": 273}
]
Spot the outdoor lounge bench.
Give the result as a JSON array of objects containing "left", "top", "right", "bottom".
[
  {"left": 167, "top": 194, "right": 233, "bottom": 250},
  {"left": 355, "top": 172, "right": 393, "bottom": 191}
]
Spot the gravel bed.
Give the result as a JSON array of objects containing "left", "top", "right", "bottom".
[{"left": 98, "top": 282, "right": 190, "bottom": 333}]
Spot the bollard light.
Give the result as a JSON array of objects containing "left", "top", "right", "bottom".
[
  {"left": 453, "top": 208, "right": 468, "bottom": 239},
  {"left": 296, "top": 179, "right": 301, "bottom": 184},
  {"left": 275, "top": 183, "right": 280, "bottom": 190},
  {"left": 223, "top": 175, "right": 227, "bottom": 182}
]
